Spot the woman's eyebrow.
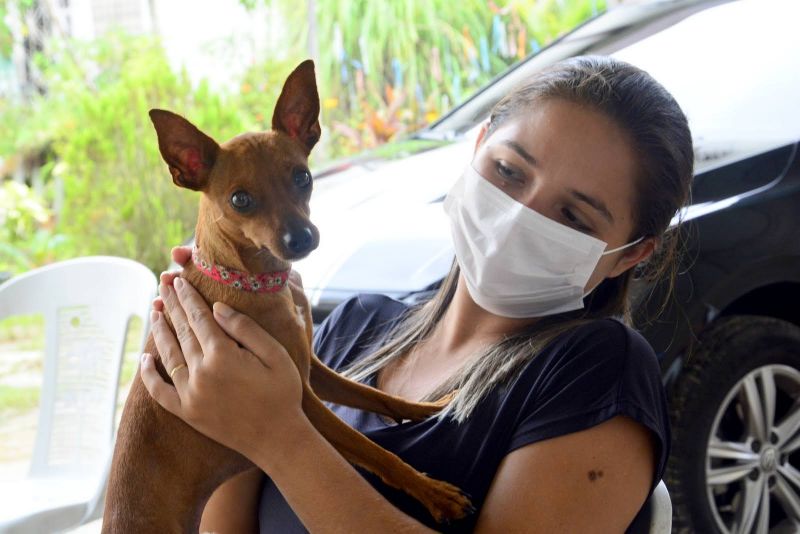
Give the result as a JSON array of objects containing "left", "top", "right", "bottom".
[
  {"left": 501, "top": 140, "right": 537, "bottom": 167},
  {"left": 569, "top": 189, "right": 614, "bottom": 223}
]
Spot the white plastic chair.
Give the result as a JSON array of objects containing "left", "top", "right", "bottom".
[
  {"left": 628, "top": 479, "right": 672, "bottom": 534},
  {"left": 0, "top": 256, "right": 156, "bottom": 534},
  {"left": 649, "top": 480, "right": 673, "bottom": 533}
]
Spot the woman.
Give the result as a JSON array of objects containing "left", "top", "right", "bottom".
[{"left": 142, "top": 55, "right": 693, "bottom": 532}]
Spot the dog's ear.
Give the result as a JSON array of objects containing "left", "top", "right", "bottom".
[
  {"left": 272, "top": 60, "right": 321, "bottom": 153},
  {"left": 149, "top": 109, "right": 220, "bottom": 191}
]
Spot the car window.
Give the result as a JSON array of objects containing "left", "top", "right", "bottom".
[
  {"left": 613, "top": 0, "right": 800, "bottom": 173},
  {"left": 431, "top": 0, "right": 800, "bottom": 176}
]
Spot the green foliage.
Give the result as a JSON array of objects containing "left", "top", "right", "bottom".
[
  {"left": 8, "top": 34, "right": 248, "bottom": 273},
  {"left": 0, "top": 384, "right": 39, "bottom": 414},
  {"left": 0, "top": 0, "right": 11, "bottom": 60},
  {"left": 0, "top": 314, "right": 43, "bottom": 343},
  {"left": 264, "top": 0, "right": 605, "bottom": 157},
  {"left": 0, "top": 181, "right": 48, "bottom": 242},
  {"left": 237, "top": 56, "right": 305, "bottom": 132},
  {"left": 0, "top": 181, "right": 69, "bottom": 272}
]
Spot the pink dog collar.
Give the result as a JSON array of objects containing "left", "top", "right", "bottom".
[{"left": 192, "top": 246, "right": 289, "bottom": 293}]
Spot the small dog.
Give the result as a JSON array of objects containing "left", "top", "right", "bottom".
[{"left": 102, "top": 60, "right": 470, "bottom": 532}]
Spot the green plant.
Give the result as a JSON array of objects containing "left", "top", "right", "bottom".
[
  {"left": 255, "top": 0, "right": 605, "bottom": 158},
  {"left": 6, "top": 34, "right": 249, "bottom": 273},
  {"left": 0, "top": 315, "right": 41, "bottom": 340},
  {"left": 0, "top": 384, "right": 39, "bottom": 414},
  {"left": 0, "top": 180, "right": 69, "bottom": 273},
  {"left": 0, "top": 1, "right": 11, "bottom": 61}
]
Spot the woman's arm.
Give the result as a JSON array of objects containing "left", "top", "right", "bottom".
[
  {"left": 200, "top": 467, "right": 265, "bottom": 533},
  {"left": 474, "top": 415, "right": 656, "bottom": 533},
  {"left": 252, "top": 409, "right": 438, "bottom": 533}
]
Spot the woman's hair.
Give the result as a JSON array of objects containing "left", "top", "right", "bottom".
[{"left": 342, "top": 55, "right": 694, "bottom": 422}]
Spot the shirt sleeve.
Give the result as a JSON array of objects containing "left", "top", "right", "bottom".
[
  {"left": 508, "top": 319, "right": 671, "bottom": 491},
  {"left": 311, "top": 293, "right": 410, "bottom": 371}
]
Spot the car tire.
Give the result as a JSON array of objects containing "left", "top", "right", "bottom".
[{"left": 667, "top": 315, "right": 800, "bottom": 534}]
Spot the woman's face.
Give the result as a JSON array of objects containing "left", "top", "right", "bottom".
[{"left": 472, "top": 97, "right": 653, "bottom": 292}]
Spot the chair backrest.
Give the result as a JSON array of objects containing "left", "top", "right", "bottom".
[
  {"left": 649, "top": 480, "right": 672, "bottom": 533},
  {"left": 0, "top": 256, "right": 156, "bottom": 479},
  {"left": 627, "top": 479, "right": 672, "bottom": 534}
]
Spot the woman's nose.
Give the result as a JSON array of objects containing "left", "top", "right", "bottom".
[{"left": 518, "top": 183, "right": 559, "bottom": 219}]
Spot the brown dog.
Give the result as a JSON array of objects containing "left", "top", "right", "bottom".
[{"left": 102, "top": 60, "right": 470, "bottom": 532}]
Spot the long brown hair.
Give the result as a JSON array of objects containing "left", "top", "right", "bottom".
[{"left": 342, "top": 56, "right": 694, "bottom": 422}]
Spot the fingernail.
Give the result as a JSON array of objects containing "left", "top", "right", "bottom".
[
  {"left": 174, "top": 278, "right": 184, "bottom": 291},
  {"left": 141, "top": 353, "right": 150, "bottom": 365},
  {"left": 150, "top": 310, "right": 159, "bottom": 324},
  {"left": 213, "top": 301, "right": 235, "bottom": 318}
]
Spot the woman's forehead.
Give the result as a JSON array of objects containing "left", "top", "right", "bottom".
[{"left": 484, "top": 99, "right": 639, "bottom": 228}]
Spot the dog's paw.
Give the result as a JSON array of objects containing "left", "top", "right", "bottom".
[{"left": 416, "top": 476, "right": 473, "bottom": 522}]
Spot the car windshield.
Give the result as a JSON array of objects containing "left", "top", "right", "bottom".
[{"left": 429, "top": 0, "right": 800, "bottom": 173}]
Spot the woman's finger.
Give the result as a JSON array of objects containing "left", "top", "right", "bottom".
[
  {"left": 152, "top": 296, "right": 164, "bottom": 313},
  {"left": 159, "top": 281, "right": 203, "bottom": 370},
  {"left": 173, "top": 278, "right": 231, "bottom": 357},
  {"left": 212, "top": 302, "right": 288, "bottom": 368},
  {"left": 171, "top": 245, "right": 193, "bottom": 267},
  {"left": 140, "top": 353, "right": 183, "bottom": 415},
  {"left": 288, "top": 269, "right": 303, "bottom": 289},
  {"left": 160, "top": 270, "right": 181, "bottom": 286},
  {"left": 150, "top": 310, "right": 190, "bottom": 389},
  {"left": 287, "top": 270, "right": 310, "bottom": 313}
]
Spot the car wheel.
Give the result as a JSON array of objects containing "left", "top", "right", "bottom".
[{"left": 667, "top": 315, "right": 800, "bottom": 534}]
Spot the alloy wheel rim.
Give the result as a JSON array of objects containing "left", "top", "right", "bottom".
[{"left": 706, "top": 364, "right": 800, "bottom": 534}]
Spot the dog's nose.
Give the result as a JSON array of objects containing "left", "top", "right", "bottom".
[{"left": 283, "top": 227, "right": 314, "bottom": 255}]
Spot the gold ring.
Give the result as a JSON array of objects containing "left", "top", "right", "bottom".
[{"left": 169, "top": 363, "right": 187, "bottom": 380}]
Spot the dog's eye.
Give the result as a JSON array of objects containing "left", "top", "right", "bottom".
[
  {"left": 293, "top": 169, "right": 312, "bottom": 188},
  {"left": 230, "top": 190, "right": 253, "bottom": 212}
]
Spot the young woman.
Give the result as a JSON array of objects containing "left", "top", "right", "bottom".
[{"left": 142, "top": 55, "right": 693, "bottom": 533}]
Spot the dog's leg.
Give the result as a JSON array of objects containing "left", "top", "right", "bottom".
[
  {"left": 301, "top": 387, "right": 471, "bottom": 522},
  {"left": 291, "top": 280, "right": 451, "bottom": 422},
  {"left": 288, "top": 277, "right": 314, "bottom": 347},
  {"left": 309, "top": 354, "right": 454, "bottom": 422}
]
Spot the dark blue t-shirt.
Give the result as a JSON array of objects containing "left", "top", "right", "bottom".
[{"left": 259, "top": 294, "right": 671, "bottom": 533}]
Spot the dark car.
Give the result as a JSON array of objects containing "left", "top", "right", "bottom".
[{"left": 273, "top": 0, "right": 800, "bottom": 531}]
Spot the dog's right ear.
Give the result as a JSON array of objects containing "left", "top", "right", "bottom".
[{"left": 149, "top": 109, "right": 220, "bottom": 191}]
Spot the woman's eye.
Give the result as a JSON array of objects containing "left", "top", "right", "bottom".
[
  {"left": 293, "top": 169, "right": 312, "bottom": 188},
  {"left": 230, "top": 190, "right": 253, "bottom": 212},
  {"left": 495, "top": 161, "right": 516, "bottom": 180},
  {"left": 562, "top": 208, "right": 592, "bottom": 233}
]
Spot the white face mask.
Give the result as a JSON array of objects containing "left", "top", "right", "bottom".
[{"left": 443, "top": 165, "right": 643, "bottom": 318}]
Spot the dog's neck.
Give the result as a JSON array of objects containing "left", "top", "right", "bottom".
[
  {"left": 194, "top": 198, "right": 290, "bottom": 276},
  {"left": 191, "top": 246, "right": 289, "bottom": 293}
]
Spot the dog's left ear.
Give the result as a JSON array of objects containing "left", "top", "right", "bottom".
[{"left": 272, "top": 60, "right": 321, "bottom": 153}]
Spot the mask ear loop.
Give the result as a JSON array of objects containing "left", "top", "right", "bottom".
[
  {"left": 601, "top": 236, "right": 645, "bottom": 256},
  {"left": 581, "top": 236, "right": 646, "bottom": 298}
]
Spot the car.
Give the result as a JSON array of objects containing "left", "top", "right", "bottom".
[{"left": 288, "top": 0, "right": 800, "bottom": 532}]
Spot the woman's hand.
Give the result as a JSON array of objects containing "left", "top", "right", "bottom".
[
  {"left": 140, "top": 277, "right": 307, "bottom": 468},
  {"left": 152, "top": 245, "right": 192, "bottom": 312}
]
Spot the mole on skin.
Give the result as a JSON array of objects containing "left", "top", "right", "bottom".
[{"left": 588, "top": 470, "right": 604, "bottom": 482}]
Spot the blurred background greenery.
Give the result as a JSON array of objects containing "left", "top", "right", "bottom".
[{"left": 0, "top": 0, "right": 605, "bottom": 275}]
